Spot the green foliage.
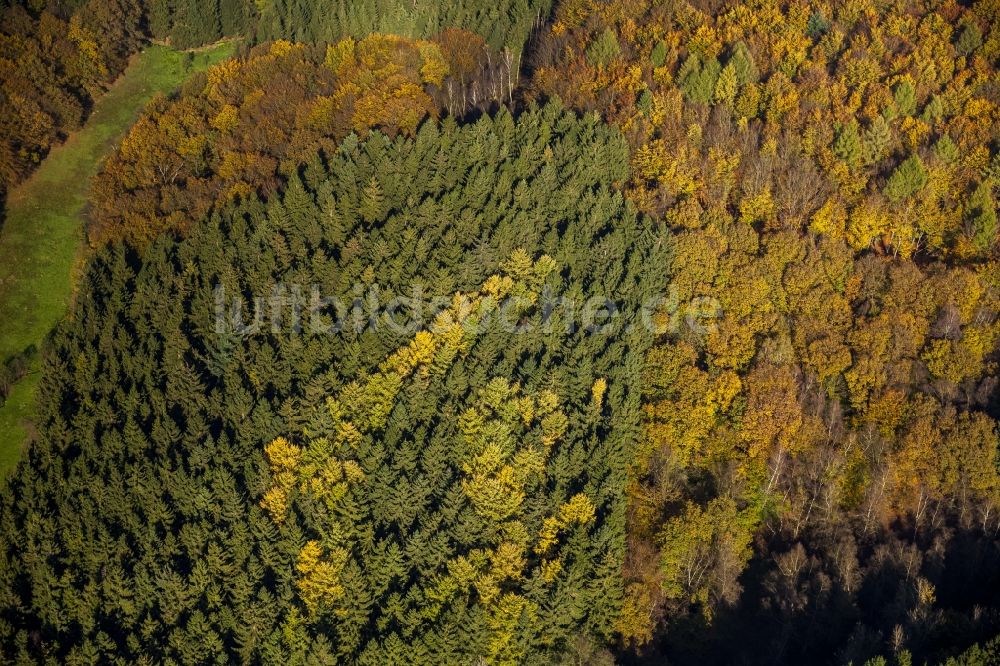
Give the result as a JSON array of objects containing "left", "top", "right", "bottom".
[
  {"left": 0, "top": 43, "right": 234, "bottom": 475},
  {"left": 586, "top": 28, "right": 621, "bottom": 68},
  {"left": 862, "top": 116, "right": 892, "bottom": 165},
  {"left": 637, "top": 88, "right": 653, "bottom": 117},
  {"left": 834, "top": 119, "right": 863, "bottom": 166},
  {"left": 4, "top": 2, "right": 1000, "bottom": 666},
  {"left": 728, "top": 41, "right": 758, "bottom": 85},
  {"left": 359, "top": 175, "right": 386, "bottom": 224},
  {"left": 219, "top": 0, "right": 247, "bottom": 35},
  {"left": 942, "top": 635, "right": 1000, "bottom": 665},
  {"left": 0, "top": 104, "right": 669, "bottom": 662},
  {"left": 651, "top": 40, "right": 667, "bottom": 67},
  {"left": 169, "top": 0, "right": 223, "bottom": 47},
  {"left": 923, "top": 95, "right": 946, "bottom": 124},
  {"left": 254, "top": 0, "right": 553, "bottom": 52},
  {"left": 967, "top": 182, "right": 998, "bottom": 252},
  {"left": 679, "top": 54, "right": 722, "bottom": 105},
  {"left": 806, "top": 11, "right": 831, "bottom": 38},
  {"left": 152, "top": 0, "right": 553, "bottom": 52},
  {"left": 934, "top": 134, "right": 959, "bottom": 163},
  {"left": 0, "top": 345, "right": 34, "bottom": 410},
  {"left": 893, "top": 80, "right": 917, "bottom": 117},
  {"left": 146, "top": 0, "right": 171, "bottom": 37},
  {"left": 884, "top": 154, "right": 929, "bottom": 202},
  {"left": 955, "top": 22, "right": 983, "bottom": 57}
]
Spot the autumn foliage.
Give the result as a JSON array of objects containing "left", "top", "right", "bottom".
[
  {"left": 0, "top": 0, "right": 143, "bottom": 194},
  {"left": 528, "top": 0, "right": 1000, "bottom": 659},
  {"left": 88, "top": 33, "right": 513, "bottom": 246},
  {"left": 2, "top": 0, "right": 1000, "bottom": 663}
]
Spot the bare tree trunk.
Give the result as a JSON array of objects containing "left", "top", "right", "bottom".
[
  {"left": 864, "top": 471, "right": 888, "bottom": 534},
  {"left": 766, "top": 446, "right": 785, "bottom": 495}
]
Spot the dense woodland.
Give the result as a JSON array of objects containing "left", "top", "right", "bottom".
[
  {"left": 1, "top": 0, "right": 1000, "bottom": 664},
  {"left": 147, "top": 0, "right": 549, "bottom": 52},
  {"left": 0, "top": 0, "right": 548, "bottom": 206},
  {"left": 0, "top": 104, "right": 666, "bottom": 662},
  {"left": 0, "top": 0, "right": 143, "bottom": 197},
  {"left": 88, "top": 34, "right": 524, "bottom": 245},
  {"left": 524, "top": 1, "right": 1000, "bottom": 661}
]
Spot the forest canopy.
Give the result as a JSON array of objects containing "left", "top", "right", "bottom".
[
  {"left": 1, "top": 0, "right": 999, "bottom": 664},
  {"left": 88, "top": 33, "right": 521, "bottom": 246},
  {"left": 0, "top": 0, "right": 550, "bottom": 208},
  {"left": 524, "top": 0, "right": 1000, "bottom": 662},
  {"left": 0, "top": 104, "right": 670, "bottom": 663},
  {"left": 0, "top": 0, "right": 143, "bottom": 195}
]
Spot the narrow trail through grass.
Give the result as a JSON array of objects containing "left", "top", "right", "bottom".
[{"left": 0, "top": 42, "right": 235, "bottom": 476}]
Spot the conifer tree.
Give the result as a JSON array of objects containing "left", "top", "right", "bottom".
[
  {"left": 0, "top": 103, "right": 664, "bottom": 663},
  {"left": 884, "top": 154, "right": 929, "bottom": 203}
]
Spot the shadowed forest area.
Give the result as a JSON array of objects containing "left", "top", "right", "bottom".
[
  {"left": 0, "top": 42, "right": 234, "bottom": 475},
  {"left": 0, "top": 0, "right": 998, "bottom": 664}
]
